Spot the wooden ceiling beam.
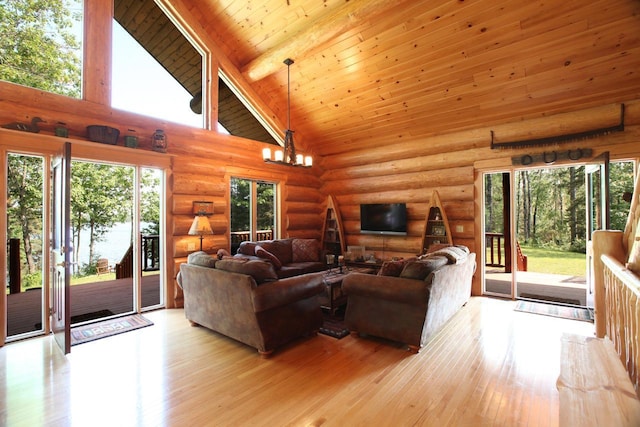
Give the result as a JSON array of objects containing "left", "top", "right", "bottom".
[{"left": 241, "top": 0, "right": 404, "bottom": 82}]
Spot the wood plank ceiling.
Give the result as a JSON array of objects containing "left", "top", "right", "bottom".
[{"left": 124, "top": 0, "right": 640, "bottom": 157}]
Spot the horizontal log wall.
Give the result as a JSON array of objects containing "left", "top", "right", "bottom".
[
  {"left": 320, "top": 99, "right": 640, "bottom": 295},
  {"left": 0, "top": 81, "right": 323, "bottom": 309}
]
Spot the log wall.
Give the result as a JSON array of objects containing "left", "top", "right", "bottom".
[
  {"left": 0, "top": 81, "right": 323, "bottom": 309},
  {"left": 320, "top": 99, "right": 640, "bottom": 295}
]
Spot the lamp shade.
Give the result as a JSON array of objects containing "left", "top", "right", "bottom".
[{"left": 188, "top": 215, "right": 213, "bottom": 236}]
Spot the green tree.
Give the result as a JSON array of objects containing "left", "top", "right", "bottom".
[
  {"left": 141, "top": 168, "right": 161, "bottom": 235},
  {"left": 7, "top": 154, "right": 43, "bottom": 275},
  {"left": 0, "top": 0, "right": 82, "bottom": 97},
  {"left": 70, "top": 162, "right": 133, "bottom": 272}
]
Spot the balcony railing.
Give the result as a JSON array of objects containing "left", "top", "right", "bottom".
[{"left": 484, "top": 232, "right": 527, "bottom": 271}]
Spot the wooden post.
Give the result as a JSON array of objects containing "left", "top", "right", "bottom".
[{"left": 9, "top": 238, "right": 21, "bottom": 294}]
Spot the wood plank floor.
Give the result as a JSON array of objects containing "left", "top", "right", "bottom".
[{"left": 0, "top": 296, "right": 594, "bottom": 426}]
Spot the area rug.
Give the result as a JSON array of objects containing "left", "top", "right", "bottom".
[
  {"left": 71, "top": 314, "right": 153, "bottom": 346},
  {"left": 519, "top": 293, "right": 581, "bottom": 306},
  {"left": 320, "top": 316, "right": 350, "bottom": 339},
  {"left": 514, "top": 300, "right": 594, "bottom": 323}
]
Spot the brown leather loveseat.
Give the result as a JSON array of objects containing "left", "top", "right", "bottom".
[
  {"left": 178, "top": 239, "right": 327, "bottom": 357},
  {"left": 343, "top": 246, "right": 476, "bottom": 353}
]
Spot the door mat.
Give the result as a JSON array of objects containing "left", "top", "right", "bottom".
[
  {"left": 71, "top": 314, "right": 153, "bottom": 346},
  {"left": 514, "top": 300, "right": 594, "bottom": 323},
  {"left": 519, "top": 293, "right": 581, "bottom": 306},
  {"left": 319, "top": 316, "right": 350, "bottom": 339}
]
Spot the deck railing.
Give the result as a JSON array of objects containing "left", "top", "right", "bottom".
[
  {"left": 230, "top": 229, "right": 273, "bottom": 253},
  {"left": 484, "top": 232, "right": 527, "bottom": 271},
  {"left": 115, "top": 234, "right": 160, "bottom": 279},
  {"left": 485, "top": 232, "right": 504, "bottom": 267},
  {"left": 602, "top": 254, "right": 640, "bottom": 396}
]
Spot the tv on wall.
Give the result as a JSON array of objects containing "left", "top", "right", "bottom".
[{"left": 360, "top": 203, "right": 407, "bottom": 236}]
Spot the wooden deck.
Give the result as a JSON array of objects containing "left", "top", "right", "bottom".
[
  {"left": 6, "top": 274, "right": 161, "bottom": 336},
  {"left": 485, "top": 270, "right": 588, "bottom": 306}
]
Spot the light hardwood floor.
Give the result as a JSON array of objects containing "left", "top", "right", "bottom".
[{"left": 0, "top": 297, "right": 594, "bottom": 426}]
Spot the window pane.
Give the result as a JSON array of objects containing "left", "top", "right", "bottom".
[
  {"left": 230, "top": 178, "right": 277, "bottom": 252},
  {"left": 111, "top": 22, "right": 202, "bottom": 127},
  {"left": 257, "top": 181, "right": 275, "bottom": 232},
  {"left": 0, "top": 0, "right": 83, "bottom": 98}
]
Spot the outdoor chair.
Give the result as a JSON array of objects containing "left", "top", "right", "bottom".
[{"left": 96, "top": 258, "right": 111, "bottom": 275}]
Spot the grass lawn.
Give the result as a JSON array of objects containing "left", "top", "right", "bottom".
[{"left": 519, "top": 245, "right": 586, "bottom": 277}]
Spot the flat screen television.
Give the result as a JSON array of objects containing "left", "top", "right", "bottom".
[{"left": 360, "top": 203, "right": 407, "bottom": 235}]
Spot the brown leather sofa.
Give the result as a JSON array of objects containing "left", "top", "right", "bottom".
[
  {"left": 178, "top": 239, "right": 327, "bottom": 357},
  {"left": 343, "top": 246, "right": 476, "bottom": 353}
]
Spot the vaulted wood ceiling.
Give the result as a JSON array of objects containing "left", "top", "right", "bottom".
[
  {"left": 124, "top": 0, "right": 640, "bottom": 157},
  {"left": 189, "top": 0, "right": 640, "bottom": 157}
]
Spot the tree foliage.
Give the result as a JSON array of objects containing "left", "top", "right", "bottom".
[
  {"left": 70, "top": 162, "right": 134, "bottom": 271},
  {"left": 7, "top": 154, "right": 43, "bottom": 276},
  {"left": 485, "top": 162, "right": 635, "bottom": 254},
  {"left": 0, "top": 0, "right": 82, "bottom": 97},
  {"left": 230, "top": 178, "right": 275, "bottom": 233},
  {"left": 141, "top": 168, "right": 161, "bottom": 235}
]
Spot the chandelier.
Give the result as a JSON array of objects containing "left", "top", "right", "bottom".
[{"left": 262, "top": 58, "right": 312, "bottom": 167}]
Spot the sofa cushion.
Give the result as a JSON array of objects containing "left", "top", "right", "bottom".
[
  {"left": 277, "top": 262, "right": 326, "bottom": 279},
  {"left": 258, "top": 239, "right": 293, "bottom": 265},
  {"left": 255, "top": 245, "right": 282, "bottom": 270},
  {"left": 399, "top": 256, "right": 448, "bottom": 280},
  {"left": 292, "top": 239, "right": 321, "bottom": 262},
  {"left": 187, "top": 251, "right": 217, "bottom": 268},
  {"left": 378, "top": 259, "right": 408, "bottom": 277},
  {"left": 215, "top": 258, "right": 278, "bottom": 284}
]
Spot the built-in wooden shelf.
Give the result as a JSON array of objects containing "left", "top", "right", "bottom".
[{"left": 421, "top": 190, "right": 452, "bottom": 253}]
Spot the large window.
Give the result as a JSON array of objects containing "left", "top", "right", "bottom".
[
  {"left": 230, "top": 178, "right": 277, "bottom": 253},
  {"left": 0, "top": 0, "right": 83, "bottom": 98},
  {"left": 112, "top": 0, "right": 203, "bottom": 127}
]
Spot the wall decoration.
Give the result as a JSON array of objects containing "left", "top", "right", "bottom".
[
  {"left": 54, "top": 122, "right": 69, "bottom": 137},
  {"left": 192, "top": 201, "right": 214, "bottom": 215},
  {"left": 1, "top": 117, "right": 44, "bottom": 133},
  {"left": 152, "top": 129, "right": 167, "bottom": 152},
  {"left": 511, "top": 148, "right": 593, "bottom": 166},
  {"left": 124, "top": 129, "right": 138, "bottom": 148},
  {"left": 491, "top": 104, "right": 624, "bottom": 149}
]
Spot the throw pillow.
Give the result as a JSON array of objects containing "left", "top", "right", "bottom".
[
  {"left": 259, "top": 239, "right": 293, "bottom": 264},
  {"left": 378, "top": 259, "right": 407, "bottom": 277},
  {"left": 255, "top": 245, "right": 282, "bottom": 270},
  {"left": 217, "top": 248, "right": 231, "bottom": 259},
  {"left": 215, "top": 258, "right": 278, "bottom": 284},
  {"left": 237, "top": 241, "right": 257, "bottom": 256},
  {"left": 292, "top": 239, "right": 320, "bottom": 262},
  {"left": 187, "top": 251, "right": 217, "bottom": 268},
  {"left": 400, "top": 256, "right": 448, "bottom": 280}
]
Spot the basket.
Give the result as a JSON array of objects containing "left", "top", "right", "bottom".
[{"left": 87, "top": 125, "right": 119, "bottom": 145}]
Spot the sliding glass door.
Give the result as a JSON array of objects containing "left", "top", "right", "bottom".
[{"left": 6, "top": 153, "right": 47, "bottom": 340}]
